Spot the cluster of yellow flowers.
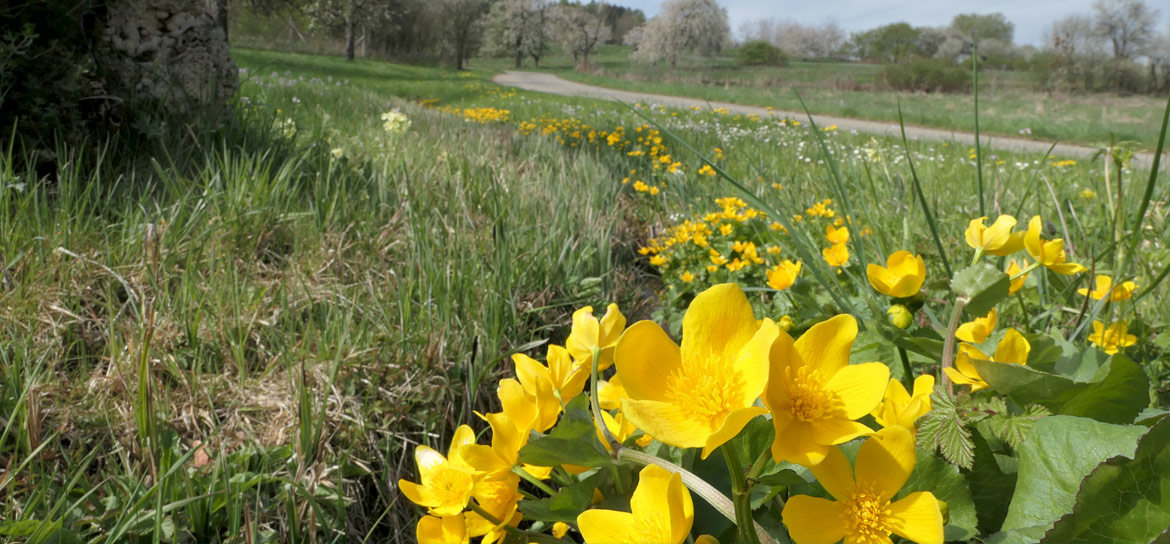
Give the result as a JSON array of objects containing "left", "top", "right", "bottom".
[
  {"left": 423, "top": 101, "right": 512, "bottom": 124},
  {"left": 1080, "top": 275, "right": 1139, "bottom": 354},
  {"left": 402, "top": 284, "right": 945, "bottom": 544}
]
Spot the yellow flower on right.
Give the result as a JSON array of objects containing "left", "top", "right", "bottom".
[
  {"left": 945, "top": 328, "right": 1031, "bottom": 392},
  {"left": 965, "top": 215, "right": 1025, "bottom": 256},
  {"left": 766, "top": 259, "right": 802, "bottom": 291},
  {"left": 867, "top": 251, "right": 926, "bottom": 298},
  {"left": 956, "top": 308, "right": 997, "bottom": 343},
  {"left": 577, "top": 464, "right": 693, "bottom": 544},
  {"left": 1088, "top": 320, "right": 1137, "bottom": 355},
  {"left": 1078, "top": 275, "right": 1137, "bottom": 302},
  {"left": 1024, "top": 216, "right": 1087, "bottom": 275},
  {"left": 783, "top": 426, "right": 944, "bottom": 544}
]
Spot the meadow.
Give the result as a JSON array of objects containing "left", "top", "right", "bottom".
[
  {"left": 0, "top": 47, "right": 1166, "bottom": 543},
  {"left": 479, "top": 44, "right": 1168, "bottom": 149}
]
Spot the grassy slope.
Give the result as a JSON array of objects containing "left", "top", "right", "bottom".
[{"left": 478, "top": 44, "right": 1166, "bottom": 149}]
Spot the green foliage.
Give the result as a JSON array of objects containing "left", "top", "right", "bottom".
[
  {"left": 884, "top": 58, "right": 972, "bottom": 93},
  {"left": 518, "top": 397, "right": 614, "bottom": 468},
  {"left": 993, "top": 415, "right": 1148, "bottom": 544},
  {"left": 952, "top": 263, "right": 1010, "bottom": 316},
  {"left": 1042, "top": 416, "right": 1169, "bottom": 543},
  {"left": 900, "top": 446, "right": 979, "bottom": 541},
  {"left": 918, "top": 388, "right": 975, "bottom": 469},
  {"left": 518, "top": 474, "right": 601, "bottom": 523},
  {"left": 976, "top": 355, "right": 1150, "bottom": 424},
  {"left": 736, "top": 40, "right": 788, "bottom": 67}
]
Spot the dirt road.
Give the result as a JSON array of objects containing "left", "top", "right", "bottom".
[{"left": 493, "top": 71, "right": 1162, "bottom": 169}]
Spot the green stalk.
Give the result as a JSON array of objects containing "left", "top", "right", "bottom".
[
  {"left": 940, "top": 297, "right": 969, "bottom": 394},
  {"left": 722, "top": 442, "right": 762, "bottom": 544},
  {"left": 467, "top": 502, "right": 562, "bottom": 544},
  {"left": 897, "top": 104, "right": 953, "bottom": 278},
  {"left": 898, "top": 346, "right": 914, "bottom": 389},
  {"left": 972, "top": 43, "right": 986, "bottom": 217}
]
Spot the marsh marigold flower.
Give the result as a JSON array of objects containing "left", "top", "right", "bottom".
[
  {"left": 945, "top": 328, "right": 1030, "bottom": 392},
  {"left": 614, "top": 283, "right": 778, "bottom": 458},
  {"left": 399, "top": 425, "right": 481, "bottom": 516},
  {"left": 578, "top": 464, "right": 694, "bottom": 544},
  {"left": 823, "top": 243, "right": 849, "bottom": 267},
  {"left": 566, "top": 304, "right": 626, "bottom": 371},
  {"left": 956, "top": 308, "right": 997, "bottom": 343},
  {"left": 766, "top": 260, "right": 802, "bottom": 291},
  {"left": 1007, "top": 259, "right": 1027, "bottom": 294},
  {"left": 965, "top": 215, "right": 1024, "bottom": 256},
  {"left": 887, "top": 304, "right": 913, "bottom": 329},
  {"left": 825, "top": 224, "right": 850, "bottom": 244},
  {"left": 1078, "top": 275, "right": 1137, "bottom": 302},
  {"left": 872, "top": 375, "right": 934, "bottom": 431},
  {"left": 783, "top": 426, "right": 944, "bottom": 544},
  {"left": 513, "top": 345, "right": 588, "bottom": 432},
  {"left": 1024, "top": 216, "right": 1087, "bottom": 275},
  {"left": 1088, "top": 320, "right": 1137, "bottom": 355},
  {"left": 763, "top": 314, "right": 889, "bottom": 466},
  {"left": 417, "top": 515, "right": 469, "bottom": 544},
  {"left": 867, "top": 251, "right": 926, "bottom": 298}
]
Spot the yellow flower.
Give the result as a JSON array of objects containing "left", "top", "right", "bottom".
[
  {"left": 650, "top": 255, "right": 667, "bottom": 266},
  {"left": 720, "top": 223, "right": 734, "bottom": 235},
  {"left": 577, "top": 464, "right": 694, "bottom": 544},
  {"left": 465, "top": 474, "right": 523, "bottom": 543},
  {"left": 825, "top": 224, "right": 850, "bottom": 244},
  {"left": 1088, "top": 320, "right": 1137, "bottom": 355},
  {"left": 823, "top": 243, "right": 849, "bottom": 267},
  {"left": 614, "top": 283, "right": 778, "bottom": 458},
  {"left": 764, "top": 314, "right": 889, "bottom": 466},
  {"left": 1077, "top": 275, "right": 1137, "bottom": 302},
  {"left": 513, "top": 345, "right": 589, "bottom": 431},
  {"left": 566, "top": 304, "right": 627, "bottom": 371},
  {"left": 1007, "top": 259, "right": 1027, "bottom": 294},
  {"left": 417, "top": 515, "right": 469, "bottom": 544},
  {"left": 553, "top": 522, "right": 570, "bottom": 539},
  {"left": 1024, "top": 216, "right": 1087, "bottom": 275},
  {"left": 766, "top": 260, "right": 802, "bottom": 291},
  {"left": 945, "top": 328, "right": 1030, "bottom": 392},
  {"left": 866, "top": 251, "right": 926, "bottom": 298},
  {"left": 698, "top": 164, "right": 717, "bottom": 176},
  {"left": 399, "top": 425, "right": 481, "bottom": 515},
  {"left": 783, "top": 426, "right": 944, "bottom": 544},
  {"left": 955, "top": 308, "right": 997, "bottom": 343},
  {"left": 680, "top": 271, "right": 695, "bottom": 283},
  {"left": 964, "top": 215, "right": 1024, "bottom": 256},
  {"left": 872, "top": 375, "right": 934, "bottom": 430},
  {"left": 1080, "top": 189, "right": 1097, "bottom": 199},
  {"left": 598, "top": 375, "right": 628, "bottom": 411},
  {"left": 779, "top": 315, "right": 795, "bottom": 332}
]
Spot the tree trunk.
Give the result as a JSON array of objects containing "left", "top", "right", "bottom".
[
  {"left": 345, "top": 0, "right": 356, "bottom": 62},
  {"left": 532, "top": 54, "right": 540, "bottom": 68},
  {"left": 208, "top": 0, "right": 229, "bottom": 42},
  {"left": 515, "top": 50, "right": 523, "bottom": 68}
]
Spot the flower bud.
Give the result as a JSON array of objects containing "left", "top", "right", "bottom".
[
  {"left": 779, "top": 315, "right": 795, "bottom": 332},
  {"left": 887, "top": 304, "right": 913, "bottom": 329}
]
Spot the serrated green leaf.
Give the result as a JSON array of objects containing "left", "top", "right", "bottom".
[
  {"left": 518, "top": 474, "right": 600, "bottom": 523},
  {"left": 899, "top": 448, "right": 979, "bottom": 541},
  {"left": 976, "top": 355, "right": 1149, "bottom": 424},
  {"left": 518, "top": 396, "right": 613, "bottom": 468},
  {"left": 985, "top": 405, "right": 1051, "bottom": 449},
  {"left": 1042, "top": 416, "right": 1170, "bottom": 543},
  {"left": 918, "top": 389, "right": 974, "bottom": 469},
  {"left": 951, "top": 263, "right": 1010, "bottom": 316},
  {"left": 992, "top": 416, "right": 1148, "bottom": 544}
]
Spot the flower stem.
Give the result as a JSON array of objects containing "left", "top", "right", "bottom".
[
  {"left": 940, "top": 296, "right": 969, "bottom": 394},
  {"left": 513, "top": 466, "right": 557, "bottom": 496},
  {"left": 466, "top": 502, "right": 561, "bottom": 544},
  {"left": 589, "top": 346, "right": 619, "bottom": 452},
  {"left": 723, "top": 442, "right": 763, "bottom": 544}
]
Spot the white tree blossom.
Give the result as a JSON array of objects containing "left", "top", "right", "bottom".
[
  {"left": 550, "top": 4, "right": 611, "bottom": 65},
  {"left": 632, "top": 0, "right": 728, "bottom": 66}
]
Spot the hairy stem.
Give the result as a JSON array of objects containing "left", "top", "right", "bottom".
[{"left": 940, "top": 296, "right": 969, "bottom": 394}]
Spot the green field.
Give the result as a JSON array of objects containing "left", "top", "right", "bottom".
[
  {"left": 1, "top": 48, "right": 1167, "bottom": 543},
  {"left": 476, "top": 44, "right": 1168, "bottom": 149}
]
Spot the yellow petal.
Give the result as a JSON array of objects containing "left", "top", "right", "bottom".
[
  {"left": 987, "top": 231, "right": 1026, "bottom": 256},
  {"left": 702, "top": 406, "right": 768, "bottom": 459},
  {"left": 855, "top": 426, "right": 916, "bottom": 502},
  {"left": 773, "top": 420, "right": 831, "bottom": 466},
  {"left": 867, "top": 263, "right": 894, "bottom": 295},
  {"left": 631, "top": 464, "right": 693, "bottom": 543},
  {"left": 680, "top": 283, "right": 759, "bottom": 367},
  {"left": 963, "top": 217, "right": 988, "bottom": 250},
  {"left": 911, "top": 374, "right": 935, "bottom": 399},
  {"left": 736, "top": 319, "right": 779, "bottom": 407},
  {"left": 598, "top": 303, "right": 627, "bottom": 348},
  {"left": 614, "top": 321, "right": 681, "bottom": 403},
  {"left": 415, "top": 446, "right": 446, "bottom": 480},
  {"left": 765, "top": 328, "right": 802, "bottom": 408},
  {"left": 825, "top": 362, "right": 890, "bottom": 419},
  {"left": 808, "top": 444, "right": 857, "bottom": 501},
  {"left": 577, "top": 510, "right": 636, "bottom": 544},
  {"left": 983, "top": 215, "right": 1017, "bottom": 249},
  {"left": 944, "top": 367, "right": 983, "bottom": 391},
  {"left": 889, "top": 492, "right": 945, "bottom": 544},
  {"left": 417, "top": 515, "right": 469, "bottom": 544},
  {"left": 449, "top": 425, "right": 477, "bottom": 464},
  {"left": 459, "top": 444, "right": 511, "bottom": 476},
  {"left": 994, "top": 328, "right": 1030, "bottom": 365},
  {"left": 399, "top": 479, "right": 433, "bottom": 509},
  {"left": 496, "top": 379, "right": 537, "bottom": 432},
  {"left": 566, "top": 306, "right": 600, "bottom": 364},
  {"left": 621, "top": 399, "right": 708, "bottom": 449},
  {"left": 1024, "top": 216, "right": 1043, "bottom": 258},
  {"left": 810, "top": 417, "right": 874, "bottom": 446},
  {"left": 794, "top": 314, "right": 857, "bottom": 377},
  {"left": 782, "top": 495, "right": 847, "bottom": 544}
]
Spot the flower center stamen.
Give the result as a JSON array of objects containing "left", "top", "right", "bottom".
[
  {"left": 844, "top": 487, "right": 894, "bottom": 544},
  {"left": 664, "top": 349, "right": 741, "bottom": 430},
  {"left": 786, "top": 366, "right": 834, "bottom": 422}
]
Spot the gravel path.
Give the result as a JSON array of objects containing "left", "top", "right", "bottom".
[{"left": 493, "top": 71, "right": 1162, "bottom": 169}]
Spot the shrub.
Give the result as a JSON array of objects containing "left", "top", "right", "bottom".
[
  {"left": 884, "top": 58, "right": 971, "bottom": 93},
  {"left": 736, "top": 40, "right": 788, "bottom": 67}
]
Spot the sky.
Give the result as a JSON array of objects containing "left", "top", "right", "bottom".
[{"left": 617, "top": 0, "right": 1169, "bottom": 47}]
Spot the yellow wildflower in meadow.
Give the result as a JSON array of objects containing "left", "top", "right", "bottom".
[
  {"left": 417, "top": 514, "right": 469, "bottom": 544},
  {"left": 783, "top": 426, "right": 944, "bottom": 544},
  {"left": 766, "top": 260, "right": 802, "bottom": 291},
  {"left": 577, "top": 464, "right": 694, "bottom": 544},
  {"left": 400, "top": 425, "right": 480, "bottom": 516},
  {"left": 512, "top": 345, "right": 588, "bottom": 431},
  {"left": 872, "top": 375, "right": 934, "bottom": 431},
  {"left": 763, "top": 314, "right": 889, "bottom": 466},
  {"left": 566, "top": 304, "right": 626, "bottom": 371},
  {"left": 867, "top": 251, "right": 926, "bottom": 298},
  {"left": 1007, "top": 259, "right": 1028, "bottom": 294},
  {"left": 1024, "top": 216, "right": 1087, "bottom": 275},
  {"left": 1078, "top": 275, "right": 1137, "bottom": 302},
  {"left": 825, "top": 224, "right": 850, "bottom": 244},
  {"left": 964, "top": 215, "right": 1024, "bottom": 256},
  {"left": 956, "top": 308, "right": 997, "bottom": 343},
  {"left": 823, "top": 243, "right": 849, "bottom": 267},
  {"left": 945, "top": 328, "right": 1030, "bottom": 392},
  {"left": 698, "top": 164, "right": 717, "bottom": 176},
  {"left": 614, "top": 283, "right": 778, "bottom": 458},
  {"left": 1088, "top": 320, "right": 1138, "bottom": 355}
]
